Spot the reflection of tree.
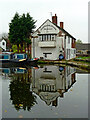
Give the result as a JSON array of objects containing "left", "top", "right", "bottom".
[{"left": 9, "top": 79, "right": 37, "bottom": 111}]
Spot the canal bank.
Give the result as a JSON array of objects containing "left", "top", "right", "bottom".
[{"left": 38, "top": 59, "right": 90, "bottom": 72}]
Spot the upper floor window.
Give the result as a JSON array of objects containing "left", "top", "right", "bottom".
[
  {"left": 65, "top": 35, "right": 66, "bottom": 39},
  {"left": 71, "top": 38, "right": 73, "bottom": 44},
  {"left": 2, "top": 42, "right": 5, "bottom": 46},
  {"left": 68, "top": 37, "right": 70, "bottom": 44},
  {"left": 39, "top": 34, "right": 56, "bottom": 41},
  {"left": 51, "top": 35, "right": 55, "bottom": 41},
  {"left": 48, "top": 35, "right": 51, "bottom": 40},
  {"left": 43, "top": 35, "right": 46, "bottom": 41},
  {"left": 39, "top": 36, "right": 42, "bottom": 41}
]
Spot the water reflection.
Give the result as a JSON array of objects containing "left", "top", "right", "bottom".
[
  {"left": 9, "top": 67, "right": 37, "bottom": 111},
  {"left": 1, "top": 65, "right": 76, "bottom": 110},
  {"left": 32, "top": 65, "right": 76, "bottom": 106},
  {"left": 9, "top": 80, "right": 36, "bottom": 111}
]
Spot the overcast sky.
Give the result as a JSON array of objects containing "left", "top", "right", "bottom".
[{"left": 0, "top": 0, "right": 89, "bottom": 43}]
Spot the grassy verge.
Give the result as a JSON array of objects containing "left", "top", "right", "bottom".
[
  {"left": 37, "top": 59, "right": 90, "bottom": 71},
  {"left": 74, "top": 56, "right": 90, "bottom": 62},
  {"left": 76, "top": 56, "right": 90, "bottom": 59},
  {"left": 68, "top": 59, "right": 90, "bottom": 70}
]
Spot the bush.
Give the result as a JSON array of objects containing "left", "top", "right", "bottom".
[{"left": 12, "top": 45, "right": 17, "bottom": 53}]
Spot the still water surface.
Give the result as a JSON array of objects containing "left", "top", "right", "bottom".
[{"left": 0, "top": 65, "right": 88, "bottom": 118}]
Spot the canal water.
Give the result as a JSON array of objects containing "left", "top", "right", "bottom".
[{"left": 0, "top": 65, "right": 88, "bottom": 118}]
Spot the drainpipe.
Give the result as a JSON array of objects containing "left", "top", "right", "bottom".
[{"left": 33, "top": 38, "right": 35, "bottom": 58}]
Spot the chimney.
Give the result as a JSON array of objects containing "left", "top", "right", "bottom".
[
  {"left": 60, "top": 22, "right": 64, "bottom": 29},
  {"left": 52, "top": 14, "right": 57, "bottom": 25}
]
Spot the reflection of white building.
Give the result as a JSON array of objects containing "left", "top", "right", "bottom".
[
  {"left": 32, "top": 65, "right": 76, "bottom": 106},
  {"left": 32, "top": 14, "right": 76, "bottom": 60},
  {"left": 0, "top": 39, "right": 6, "bottom": 51}
]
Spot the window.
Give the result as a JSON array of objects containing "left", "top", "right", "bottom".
[
  {"left": 72, "top": 38, "right": 73, "bottom": 44},
  {"left": 17, "top": 54, "right": 24, "bottom": 59},
  {"left": 48, "top": 35, "right": 51, "bottom": 41},
  {"left": 42, "top": 35, "right": 43, "bottom": 41},
  {"left": 65, "top": 35, "right": 66, "bottom": 39},
  {"left": 74, "top": 50, "right": 76, "bottom": 54},
  {"left": 67, "top": 49, "right": 69, "bottom": 59},
  {"left": 2, "top": 55, "right": 9, "bottom": 59},
  {"left": 41, "top": 35, "right": 46, "bottom": 41},
  {"left": 68, "top": 37, "right": 70, "bottom": 44},
  {"left": 51, "top": 35, "right": 55, "bottom": 41},
  {"left": 39, "top": 36, "right": 42, "bottom": 41},
  {"left": 87, "top": 51, "right": 90, "bottom": 54},
  {"left": 2, "top": 42, "right": 5, "bottom": 46},
  {"left": 43, "top": 35, "right": 46, "bottom": 41},
  {"left": 40, "top": 34, "right": 56, "bottom": 41},
  {"left": 45, "top": 67, "right": 47, "bottom": 71}
]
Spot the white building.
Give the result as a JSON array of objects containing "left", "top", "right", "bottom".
[
  {"left": 0, "top": 39, "right": 6, "bottom": 51},
  {"left": 32, "top": 14, "right": 76, "bottom": 60}
]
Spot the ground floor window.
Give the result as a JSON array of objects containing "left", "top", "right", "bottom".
[
  {"left": 66, "top": 49, "right": 73, "bottom": 59},
  {"left": 87, "top": 51, "right": 90, "bottom": 54},
  {"left": 66, "top": 49, "right": 69, "bottom": 59},
  {"left": 74, "top": 49, "right": 76, "bottom": 54}
]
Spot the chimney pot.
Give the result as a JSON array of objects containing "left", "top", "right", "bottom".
[
  {"left": 60, "top": 22, "right": 64, "bottom": 29},
  {"left": 52, "top": 14, "right": 57, "bottom": 25}
]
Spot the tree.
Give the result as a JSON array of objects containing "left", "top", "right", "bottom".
[
  {"left": 76, "top": 39, "right": 82, "bottom": 44},
  {"left": 12, "top": 45, "right": 18, "bottom": 53},
  {"left": 9, "top": 13, "right": 20, "bottom": 52},
  {"left": 9, "top": 12, "right": 36, "bottom": 54},
  {"left": 26, "top": 38, "right": 32, "bottom": 58}
]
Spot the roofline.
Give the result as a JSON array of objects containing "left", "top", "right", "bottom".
[
  {"left": 33, "top": 19, "right": 76, "bottom": 40},
  {"left": 32, "top": 19, "right": 50, "bottom": 34},
  {"left": 53, "top": 22, "right": 76, "bottom": 40}
]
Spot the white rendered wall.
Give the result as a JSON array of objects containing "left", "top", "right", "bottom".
[
  {"left": 32, "top": 36, "right": 63, "bottom": 60},
  {"left": 32, "top": 19, "right": 76, "bottom": 60},
  {"left": 0, "top": 40, "right": 6, "bottom": 51},
  {"left": 65, "top": 36, "right": 76, "bottom": 60}
]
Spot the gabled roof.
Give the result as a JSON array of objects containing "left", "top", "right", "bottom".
[
  {"left": 51, "top": 21, "right": 76, "bottom": 40},
  {"left": 34, "top": 19, "right": 76, "bottom": 40},
  {"left": 0, "top": 39, "right": 6, "bottom": 42},
  {"left": 57, "top": 26, "right": 76, "bottom": 40}
]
